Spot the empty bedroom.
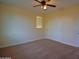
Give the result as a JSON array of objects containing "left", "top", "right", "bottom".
[{"left": 0, "top": 0, "right": 79, "bottom": 59}]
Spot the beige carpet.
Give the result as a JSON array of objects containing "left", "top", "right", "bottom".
[{"left": 0, "top": 39, "right": 79, "bottom": 59}]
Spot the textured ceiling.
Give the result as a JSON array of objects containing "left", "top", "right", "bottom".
[{"left": 0, "top": 0, "right": 79, "bottom": 14}]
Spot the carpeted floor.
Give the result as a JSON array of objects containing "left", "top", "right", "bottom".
[{"left": 0, "top": 39, "right": 79, "bottom": 59}]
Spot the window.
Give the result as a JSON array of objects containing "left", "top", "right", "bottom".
[{"left": 36, "top": 16, "right": 43, "bottom": 28}]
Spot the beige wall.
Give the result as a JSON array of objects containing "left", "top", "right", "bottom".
[
  {"left": 45, "top": 4, "right": 79, "bottom": 47},
  {"left": 0, "top": 4, "right": 44, "bottom": 48},
  {"left": 0, "top": 3, "right": 79, "bottom": 48}
]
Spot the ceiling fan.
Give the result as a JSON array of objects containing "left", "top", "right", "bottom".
[{"left": 33, "top": 0, "right": 56, "bottom": 10}]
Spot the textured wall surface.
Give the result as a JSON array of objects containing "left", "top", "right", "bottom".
[
  {"left": 0, "top": 4, "right": 44, "bottom": 48},
  {"left": 45, "top": 4, "right": 79, "bottom": 47}
]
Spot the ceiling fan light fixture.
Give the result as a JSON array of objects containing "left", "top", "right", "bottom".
[
  {"left": 33, "top": 0, "right": 56, "bottom": 10},
  {"left": 44, "top": 5, "right": 47, "bottom": 10},
  {"left": 41, "top": 5, "right": 47, "bottom": 10}
]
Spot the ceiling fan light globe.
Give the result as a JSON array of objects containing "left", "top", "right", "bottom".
[
  {"left": 44, "top": 5, "right": 47, "bottom": 9},
  {"left": 41, "top": 5, "right": 47, "bottom": 10}
]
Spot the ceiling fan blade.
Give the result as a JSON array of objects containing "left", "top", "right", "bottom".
[
  {"left": 47, "top": 4, "right": 56, "bottom": 7},
  {"left": 33, "top": 5, "right": 41, "bottom": 7},
  {"left": 45, "top": 0, "right": 51, "bottom": 2},
  {"left": 34, "top": 0, "right": 41, "bottom": 3},
  {"left": 46, "top": 0, "right": 56, "bottom": 5}
]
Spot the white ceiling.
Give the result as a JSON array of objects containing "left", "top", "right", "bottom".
[{"left": 0, "top": 0, "right": 79, "bottom": 14}]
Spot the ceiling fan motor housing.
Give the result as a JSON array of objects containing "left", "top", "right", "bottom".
[{"left": 41, "top": 1, "right": 46, "bottom": 6}]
